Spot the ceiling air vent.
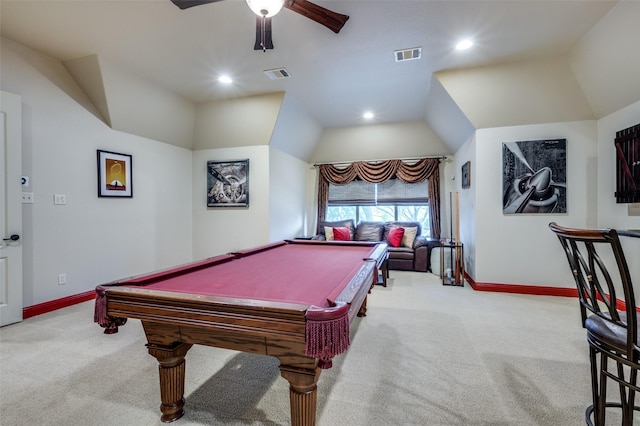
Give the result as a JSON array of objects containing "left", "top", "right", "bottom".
[
  {"left": 394, "top": 47, "right": 422, "bottom": 62},
  {"left": 264, "top": 67, "right": 291, "bottom": 80}
]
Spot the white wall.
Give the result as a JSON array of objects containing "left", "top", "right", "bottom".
[
  {"left": 425, "top": 76, "right": 476, "bottom": 154},
  {"left": 193, "top": 93, "right": 283, "bottom": 150},
  {"left": 452, "top": 134, "right": 476, "bottom": 277},
  {"left": 474, "top": 121, "right": 597, "bottom": 287},
  {"left": 436, "top": 57, "right": 595, "bottom": 129},
  {"left": 312, "top": 121, "right": 451, "bottom": 164},
  {"left": 570, "top": 1, "right": 640, "bottom": 118},
  {"left": 305, "top": 167, "right": 319, "bottom": 236},
  {"left": 62, "top": 52, "right": 197, "bottom": 150},
  {"left": 270, "top": 93, "right": 323, "bottom": 162},
  {"left": 439, "top": 159, "right": 459, "bottom": 240},
  {"left": 268, "top": 147, "right": 310, "bottom": 241},
  {"left": 2, "top": 37, "right": 193, "bottom": 306},
  {"left": 192, "top": 146, "right": 270, "bottom": 260},
  {"left": 96, "top": 56, "right": 196, "bottom": 149}
]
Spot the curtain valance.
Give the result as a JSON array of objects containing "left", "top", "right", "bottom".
[
  {"left": 317, "top": 158, "right": 441, "bottom": 238},
  {"left": 319, "top": 158, "right": 439, "bottom": 185}
]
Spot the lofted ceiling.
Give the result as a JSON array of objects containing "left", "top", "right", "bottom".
[{"left": 0, "top": 0, "right": 618, "bottom": 145}]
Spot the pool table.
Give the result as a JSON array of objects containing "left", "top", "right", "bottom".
[{"left": 94, "top": 239, "right": 387, "bottom": 426}]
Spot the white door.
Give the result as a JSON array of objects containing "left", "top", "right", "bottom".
[{"left": 0, "top": 91, "right": 23, "bottom": 326}]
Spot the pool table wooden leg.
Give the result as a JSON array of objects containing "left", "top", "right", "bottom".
[
  {"left": 279, "top": 365, "right": 321, "bottom": 426},
  {"left": 146, "top": 342, "right": 193, "bottom": 423},
  {"left": 357, "top": 295, "right": 368, "bottom": 317}
]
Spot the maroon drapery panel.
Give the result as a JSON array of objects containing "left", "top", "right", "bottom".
[{"left": 317, "top": 158, "right": 441, "bottom": 238}]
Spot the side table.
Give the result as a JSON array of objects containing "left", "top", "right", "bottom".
[
  {"left": 440, "top": 241, "right": 464, "bottom": 286},
  {"left": 379, "top": 251, "right": 389, "bottom": 287}
]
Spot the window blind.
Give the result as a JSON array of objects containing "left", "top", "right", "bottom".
[{"left": 328, "top": 178, "right": 428, "bottom": 205}]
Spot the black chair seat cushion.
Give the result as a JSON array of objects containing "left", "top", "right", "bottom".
[{"left": 585, "top": 312, "right": 640, "bottom": 354}]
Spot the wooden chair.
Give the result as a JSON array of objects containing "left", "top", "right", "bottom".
[{"left": 549, "top": 222, "right": 639, "bottom": 425}]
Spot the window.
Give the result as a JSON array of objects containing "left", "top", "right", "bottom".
[{"left": 326, "top": 179, "right": 430, "bottom": 236}]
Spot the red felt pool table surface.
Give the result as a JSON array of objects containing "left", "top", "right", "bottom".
[
  {"left": 126, "top": 241, "right": 379, "bottom": 308},
  {"left": 94, "top": 239, "right": 388, "bottom": 426}
]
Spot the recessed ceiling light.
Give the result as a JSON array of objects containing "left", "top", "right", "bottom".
[
  {"left": 456, "top": 39, "right": 473, "bottom": 50},
  {"left": 218, "top": 75, "right": 233, "bottom": 84},
  {"left": 363, "top": 111, "right": 374, "bottom": 120}
]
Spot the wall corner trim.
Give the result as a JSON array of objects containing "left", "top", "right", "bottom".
[
  {"left": 464, "top": 272, "right": 578, "bottom": 298},
  {"left": 23, "top": 290, "right": 96, "bottom": 319}
]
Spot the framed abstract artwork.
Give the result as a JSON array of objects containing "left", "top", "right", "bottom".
[
  {"left": 207, "top": 159, "right": 249, "bottom": 207},
  {"left": 97, "top": 150, "right": 132, "bottom": 198},
  {"left": 502, "top": 139, "right": 566, "bottom": 214}
]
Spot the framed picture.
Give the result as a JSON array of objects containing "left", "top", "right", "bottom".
[
  {"left": 614, "top": 122, "right": 640, "bottom": 203},
  {"left": 502, "top": 139, "right": 566, "bottom": 214},
  {"left": 461, "top": 161, "right": 471, "bottom": 188},
  {"left": 97, "top": 150, "right": 132, "bottom": 198},
  {"left": 207, "top": 159, "right": 249, "bottom": 207}
]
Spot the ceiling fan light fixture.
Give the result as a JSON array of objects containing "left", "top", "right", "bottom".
[{"left": 246, "top": 0, "right": 285, "bottom": 18}]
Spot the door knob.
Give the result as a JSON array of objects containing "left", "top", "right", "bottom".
[{"left": 2, "top": 234, "right": 20, "bottom": 242}]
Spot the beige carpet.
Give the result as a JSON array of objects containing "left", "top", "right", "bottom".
[{"left": 1, "top": 271, "right": 597, "bottom": 425}]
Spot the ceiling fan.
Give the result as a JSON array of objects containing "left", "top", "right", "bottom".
[{"left": 170, "top": 0, "right": 349, "bottom": 51}]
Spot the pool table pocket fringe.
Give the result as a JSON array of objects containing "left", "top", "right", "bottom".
[
  {"left": 94, "top": 285, "right": 126, "bottom": 333},
  {"left": 304, "top": 302, "right": 350, "bottom": 369}
]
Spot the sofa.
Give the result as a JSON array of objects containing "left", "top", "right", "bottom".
[{"left": 313, "top": 219, "right": 439, "bottom": 272}]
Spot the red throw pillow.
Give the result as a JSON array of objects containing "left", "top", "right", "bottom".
[
  {"left": 333, "top": 227, "right": 351, "bottom": 241},
  {"left": 387, "top": 227, "right": 405, "bottom": 247}
]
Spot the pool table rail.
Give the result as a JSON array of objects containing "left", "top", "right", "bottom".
[{"left": 105, "top": 287, "right": 311, "bottom": 341}]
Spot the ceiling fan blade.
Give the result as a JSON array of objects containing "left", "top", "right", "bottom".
[
  {"left": 170, "top": 0, "right": 225, "bottom": 10},
  {"left": 284, "top": 0, "right": 349, "bottom": 33},
  {"left": 254, "top": 17, "right": 274, "bottom": 51}
]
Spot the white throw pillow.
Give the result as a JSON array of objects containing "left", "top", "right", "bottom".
[
  {"left": 324, "top": 226, "right": 335, "bottom": 241},
  {"left": 401, "top": 227, "right": 418, "bottom": 248}
]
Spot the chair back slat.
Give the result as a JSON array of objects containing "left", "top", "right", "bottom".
[{"left": 549, "top": 222, "right": 637, "bottom": 357}]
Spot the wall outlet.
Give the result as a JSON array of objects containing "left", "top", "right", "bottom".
[
  {"left": 54, "top": 194, "right": 66, "bottom": 205},
  {"left": 58, "top": 273, "right": 67, "bottom": 285},
  {"left": 22, "top": 192, "right": 34, "bottom": 204}
]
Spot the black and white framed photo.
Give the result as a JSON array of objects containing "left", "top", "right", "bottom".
[
  {"left": 207, "top": 159, "right": 249, "bottom": 207},
  {"left": 502, "top": 139, "right": 566, "bottom": 214},
  {"left": 97, "top": 150, "right": 132, "bottom": 198},
  {"left": 461, "top": 161, "right": 471, "bottom": 188}
]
